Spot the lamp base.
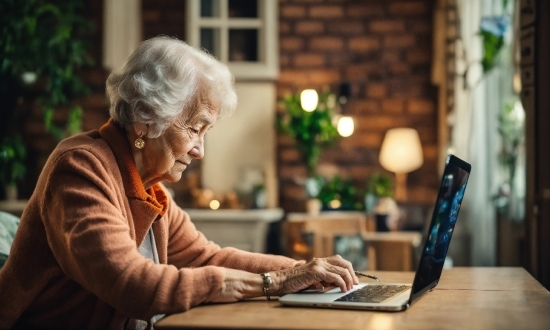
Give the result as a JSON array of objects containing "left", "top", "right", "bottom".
[{"left": 394, "top": 172, "right": 408, "bottom": 202}]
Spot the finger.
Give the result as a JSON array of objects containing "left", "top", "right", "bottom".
[
  {"left": 310, "top": 258, "right": 352, "bottom": 291},
  {"left": 326, "top": 264, "right": 355, "bottom": 290},
  {"left": 325, "top": 255, "right": 359, "bottom": 285},
  {"left": 320, "top": 270, "right": 347, "bottom": 292}
]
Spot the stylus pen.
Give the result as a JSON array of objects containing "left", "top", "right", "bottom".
[{"left": 354, "top": 271, "right": 380, "bottom": 282}]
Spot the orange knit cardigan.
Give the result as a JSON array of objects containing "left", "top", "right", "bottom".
[{"left": 0, "top": 119, "right": 301, "bottom": 329}]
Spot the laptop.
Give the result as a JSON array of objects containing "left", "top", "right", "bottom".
[{"left": 279, "top": 154, "right": 471, "bottom": 312}]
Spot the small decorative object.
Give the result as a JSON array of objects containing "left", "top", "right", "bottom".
[
  {"left": 334, "top": 234, "right": 368, "bottom": 271},
  {"left": 379, "top": 128, "right": 423, "bottom": 202},
  {"left": 252, "top": 184, "right": 266, "bottom": 209},
  {"left": 305, "top": 198, "right": 322, "bottom": 215},
  {"left": 0, "top": 136, "right": 27, "bottom": 201},
  {"left": 374, "top": 197, "right": 400, "bottom": 231},
  {"left": 364, "top": 172, "right": 393, "bottom": 215}
]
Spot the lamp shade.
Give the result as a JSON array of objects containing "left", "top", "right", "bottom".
[{"left": 379, "top": 128, "right": 423, "bottom": 173}]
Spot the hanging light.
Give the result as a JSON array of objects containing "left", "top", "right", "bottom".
[
  {"left": 300, "top": 89, "right": 318, "bottom": 112},
  {"left": 337, "top": 116, "right": 355, "bottom": 137}
]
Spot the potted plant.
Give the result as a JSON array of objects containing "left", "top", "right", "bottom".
[
  {"left": 317, "top": 175, "right": 363, "bottom": 211},
  {"left": 0, "top": 136, "right": 27, "bottom": 200},
  {"left": 277, "top": 89, "right": 340, "bottom": 177},
  {"left": 0, "top": 0, "right": 94, "bottom": 141},
  {"left": 277, "top": 89, "right": 340, "bottom": 201}
]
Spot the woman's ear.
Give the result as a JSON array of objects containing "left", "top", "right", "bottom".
[{"left": 133, "top": 122, "right": 148, "bottom": 138}]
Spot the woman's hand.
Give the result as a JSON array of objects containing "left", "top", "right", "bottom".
[
  {"left": 271, "top": 255, "right": 359, "bottom": 294},
  {"left": 209, "top": 255, "right": 358, "bottom": 303}
]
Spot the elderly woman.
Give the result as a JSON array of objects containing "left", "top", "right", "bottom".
[{"left": 0, "top": 36, "right": 358, "bottom": 328}]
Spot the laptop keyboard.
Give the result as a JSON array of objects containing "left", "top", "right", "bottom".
[{"left": 335, "top": 285, "right": 411, "bottom": 303}]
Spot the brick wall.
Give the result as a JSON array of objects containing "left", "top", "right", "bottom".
[
  {"left": 16, "top": 0, "right": 440, "bottom": 212},
  {"left": 17, "top": 0, "right": 110, "bottom": 199},
  {"left": 277, "top": 0, "right": 439, "bottom": 212}
]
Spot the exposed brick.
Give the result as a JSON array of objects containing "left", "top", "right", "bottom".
[
  {"left": 389, "top": 63, "right": 410, "bottom": 74},
  {"left": 280, "top": 37, "right": 304, "bottom": 51},
  {"left": 348, "top": 37, "right": 380, "bottom": 52},
  {"left": 309, "top": 5, "right": 344, "bottom": 19},
  {"left": 279, "top": 22, "right": 291, "bottom": 34},
  {"left": 295, "top": 21, "right": 324, "bottom": 34},
  {"left": 279, "top": 165, "right": 308, "bottom": 179},
  {"left": 410, "top": 20, "right": 432, "bottom": 33},
  {"left": 408, "top": 99, "right": 435, "bottom": 114},
  {"left": 366, "top": 84, "right": 387, "bottom": 99},
  {"left": 355, "top": 116, "right": 410, "bottom": 132},
  {"left": 381, "top": 100, "right": 404, "bottom": 114},
  {"left": 346, "top": 4, "right": 384, "bottom": 18},
  {"left": 294, "top": 53, "right": 325, "bottom": 67},
  {"left": 276, "top": 0, "right": 438, "bottom": 212},
  {"left": 279, "top": 54, "right": 291, "bottom": 67},
  {"left": 422, "top": 144, "right": 438, "bottom": 161},
  {"left": 278, "top": 69, "right": 341, "bottom": 86},
  {"left": 341, "top": 132, "right": 384, "bottom": 148},
  {"left": 280, "top": 5, "right": 306, "bottom": 18},
  {"left": 350, "top": 100, "right": 380, "bottom": 114},
  {"left": 280, "top": 148, "right": 302, "bottom": 162},
  {"left": 381, "top": 50, "right": 402, "bottom": 63},
  {"left": 344, "top": 64, "right": 380, "bottom": 80},
  {"left": 310, "top": 37, "right": 344, "bottom": 51},
  {"left": 384, "top": 35, "right": 416, "bottom": 48},
  {"left": 369, "top": 20, "right": 405, "bottom": 33},
  {"left": 277, "top": 134, "right": 297, "bottom": 147},
  {"left": 142, "top": 10, "right": 161, "bottom": 21},
  {"left": 388, "top": 2, "right": 429, "bottom": 15},
  {"left": 407, "top": 49, "right": 432, "bottom": 64},
  {"left": 281, "top": 185, "right": 307, "bottom": 201},
  {"left": 326, "top": 22, "right": 364, "bottom": 34}
]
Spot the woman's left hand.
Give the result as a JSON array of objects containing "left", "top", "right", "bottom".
[{"left": 270, "top": 255, "right": 359, "bottom": 294}]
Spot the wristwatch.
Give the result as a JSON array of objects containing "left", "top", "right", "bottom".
[{"left": 261, "top": 273, "right": 272, "bottom": 301}]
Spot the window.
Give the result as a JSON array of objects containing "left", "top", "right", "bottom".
[{"left": 186, "top": 0, "right": 278, "bottom": 80}]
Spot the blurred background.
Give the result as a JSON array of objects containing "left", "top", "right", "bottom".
[{"left": 1, "top": 0, "right": 548, "bottom": 289}]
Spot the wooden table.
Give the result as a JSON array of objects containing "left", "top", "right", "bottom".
[{"left": 155, "top": 267, "right": 550, "bottom": 330}]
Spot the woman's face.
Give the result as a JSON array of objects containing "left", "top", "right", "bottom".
[{"left": 138, "top": 103, "right": 218, "bottom": 186}]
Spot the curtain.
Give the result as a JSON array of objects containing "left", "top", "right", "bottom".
[{"left": 453, "top": 0, "right": 516, "bottom": 266}]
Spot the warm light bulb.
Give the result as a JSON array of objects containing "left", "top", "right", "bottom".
[
  {"left": 300, "top": 89, "right": 318, "bottom": 112},
  {"left": 337, "top": 116, "right": 354, "bottom": 137},
  {"left": 209, "top": 200, "right": 220, "bottom": 210},
  {"left": 329, "top": 199, "right": 342, "bottom": 209}
]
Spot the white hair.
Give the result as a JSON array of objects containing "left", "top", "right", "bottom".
[{"left": 106, "top": 36, "right": 237, "bottom": 138}]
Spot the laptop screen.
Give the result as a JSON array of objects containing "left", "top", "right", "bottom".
[{"left": 409, "top": 155, "right": 471, "bottom": 305}]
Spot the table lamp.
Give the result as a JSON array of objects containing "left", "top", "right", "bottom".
[{"left": 379, "top": 128, "right": 423, "bottom": 201}]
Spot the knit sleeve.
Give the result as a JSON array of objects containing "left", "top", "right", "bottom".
[
  {"left": 164, "top": 197, "right": 304, "bottom": 273},
  {"left": 42, "top": 149, "right": 226, "bottom": 320}
]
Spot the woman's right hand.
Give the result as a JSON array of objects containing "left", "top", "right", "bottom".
[{"left": 271, "top": 255, "right": 359, "bottom": 294}]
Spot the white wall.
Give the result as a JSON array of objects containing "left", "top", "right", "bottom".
[{"left": 202, "top": 82, "right": 278, "bottom": 208}]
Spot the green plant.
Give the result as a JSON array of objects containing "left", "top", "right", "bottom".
[
  {"left": 366, "top": 173, "right": 393, "bottom": 198},
  {"left": 0, "top": 136, "right": 27, "bottom": 188},
  {"left": 277, "top": 89, "right": 340, "bottom": 176},
  {"left": 493, "top": 100, "right": 525, "bottom": 220},
  {"left": 317, "top": 175, "right": 362, "bottom": 210},
  {"left": 0, "top": 0, "right": 94, "bottom": 141}
]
